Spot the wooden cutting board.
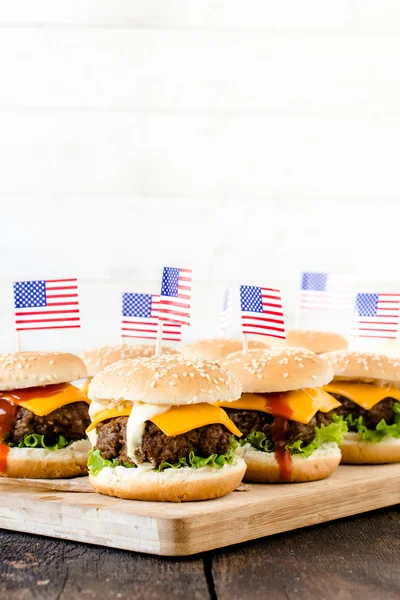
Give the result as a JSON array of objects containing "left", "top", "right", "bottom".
[{"left": 0, "top": 464, "right": 399, "bottom": 556}]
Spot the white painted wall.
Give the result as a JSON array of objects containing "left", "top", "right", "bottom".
[{"left": 0, "top": 1, "right": 399, "bottom": 352}]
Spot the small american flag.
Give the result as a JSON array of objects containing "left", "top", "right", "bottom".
[
  {"left": 299, "top": 272, "right": 353, "bottom": 311},
  {"left": 13, "top": 278, "right": 80, "bottom": 331},
  {"left": 220, "top": 287, "right": 233, "bottom": 333},
  {"left": 158, "top": 267, "right": 192, "bottom": 326},
  {"left": 121, "top": 293, "right": 182, "bottom": 341},
  {"left": 240, "top": 285, "right": 286, "bottom": 339},
  {"left": 351, "top": 293, "right": 400, "bottom": 339}
]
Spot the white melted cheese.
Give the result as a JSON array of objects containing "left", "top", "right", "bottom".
[
  {"left": 87, "top": 428, "right": 98, "bottom": 448},
  {"left": 126, "top": 402, "right": 170, "bottom": 463}
]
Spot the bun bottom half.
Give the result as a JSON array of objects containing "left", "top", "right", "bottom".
[
  {"left": 241, "top": 443, "right": 341, "bottom": 483},
  {"left": 89, "top": 456, "right": 247, "bottom": 502},
  {"left": 340, "top": 433, "right": 400, "bottom": 464},
  {"left": 1, "top": 439, "right": 90, "bottom": 479}
]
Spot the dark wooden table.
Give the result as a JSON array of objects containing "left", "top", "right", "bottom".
[{"left": 1, "top": 505, "right": 399, "bottom": 599}]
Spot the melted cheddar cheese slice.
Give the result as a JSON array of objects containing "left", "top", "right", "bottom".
[
  {"left": 0, "top": 383, "right": 89, "bottom": 417},
  {"left": 152, "top": 403, "right": 242, "bottom": 437},
  {"left": 218, "top": 389, "right": 341, "bottom": 424},
  {"left": 86, "top": 402, "right": 242, "bottom": 437},
  {"left": 323, "top": 382, "right": 400, "bottom": 411},
  {"left": 87, "top": 407, "right": 132, "bottom": 432}
]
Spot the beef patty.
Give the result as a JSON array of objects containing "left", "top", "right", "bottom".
[
  {"left": 95, "top": 418, "right": 233, "bottom": 467},
  {"left": 7, "top": 401, "right": 90, "bottom": 445},
  {"left": 225, "top": 408, "right": 333, "bottom": 446},
  {"left": 327, "top": 394, "right": 396, "bottom": 429}
]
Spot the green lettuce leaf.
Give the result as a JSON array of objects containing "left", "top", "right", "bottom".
[
  {"left": 239, "top": 430, "right": 274, "bottom": 452},
  {"left": 343, "top": 402, "right": 400, "bottom": 442},
  {"left": 89, "top": 438, "right": 239, "bottom": 475},
  {"left": 88, "top": 448, "right": 138, "bottom": 476},
  {"left": 8, "top": 433, "right": 74, "bottom": 451},
  {"left": 155, "top": 439, "right": 238, "bottom": 472},
  {"left": 240, "top": 419, "right": 347, "bottom": 458},
  {"left": 286, "top": 418, "right": 348, "bottom": 458}
]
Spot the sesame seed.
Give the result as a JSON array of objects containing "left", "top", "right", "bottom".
[
  {"left": 150, "top": 382, "right": 155, "bottom": 388},
  {"left": 49, "top": 360, "right": 55, "bottom": 365},
  {"left": 183, "top": 372, "right": 187, "bottom": 377},
  {"left": 173, "top": 373, "right": 178, "bottom": 379},
  {"left": 123, "top": 386, "right": 129, "bottom": 392},
  {"left": 190, "top": 373, "right": 195, "bottom": 378},
  {"left": 283, "top": 373, "right": 289, "bottom": 378},
  {"left": 17, "top": 364, "right": 22, "bottom": 369},
  {"left": 169, "top": 381, "right": 176, "bottom": 387}
]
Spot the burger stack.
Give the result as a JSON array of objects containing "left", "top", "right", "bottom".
[{"left": 0, "top": 335, "right": 399, "bottom": 502}]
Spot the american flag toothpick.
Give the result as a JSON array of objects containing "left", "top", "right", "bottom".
[
  {"left": 13, "top": 278, "right": 81, "bottom": 351},
  {"left": 351, "top": 293, "right": 400, "bottom": 339},
  {"left": 121, "top": 293, "right": 182, "bottom": 342},
  {"left": 240, "top": 285, "right": 286, "bottom": 353},
  {"left": 156, "top": 267, "right": 192, "bottom": 355},
  {"left": 299, "top": 272, "right": 353, "bottom": 311}
]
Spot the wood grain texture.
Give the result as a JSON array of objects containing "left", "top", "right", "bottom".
[
  {"left": 0, "top": 530, "right": 209, "bottom": 600},
  {"left": 0, "top": 465, "right": 399, "bottom": 556},
  {"left": 2, "top": 476, "right": 92, "bottom": 492},
  {"left": 211, "top": 506, "right": 400, "bottom": 600}
]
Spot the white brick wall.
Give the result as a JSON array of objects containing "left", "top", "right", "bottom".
[{"left": 0, "top": 1, "right": 399, "bottom": 352}]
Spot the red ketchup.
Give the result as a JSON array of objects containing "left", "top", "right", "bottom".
[{"left": 264, "top": 393, "right": 294, "bottom": 481}]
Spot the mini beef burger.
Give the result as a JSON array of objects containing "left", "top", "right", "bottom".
[
  {"left": 220, "top": 348, "right": 346, "bottom": 483},
  {"left": 0, "top": 352, "right": 90, "bottom": 478},
  {"left": 323, "top": 351, "right": 400, "bottom": 464},
  {"left": 87, "top": 355, "right": 246, "bottom": 502}
]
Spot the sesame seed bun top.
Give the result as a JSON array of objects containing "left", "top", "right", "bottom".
[
  {"left": 0, "top": 351, "right": 87, "bottom": 390},
  {"left": 181, "top": 337, "right": 272, "bottom": 361},
  {"left": 88, "top": 354, "right": 242, "bottom": 406},
  {"left": 80, "top": 344, "right": 179, "bottom": 377},
  {"left": 322, "top": 350, "right": 400, "bottom": 385},
  {"left": 285, "top": 330, "right": 348, "bottom": 354},
  {"left": 220, "top": 347, "right": 333, "bottom": 393}
]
